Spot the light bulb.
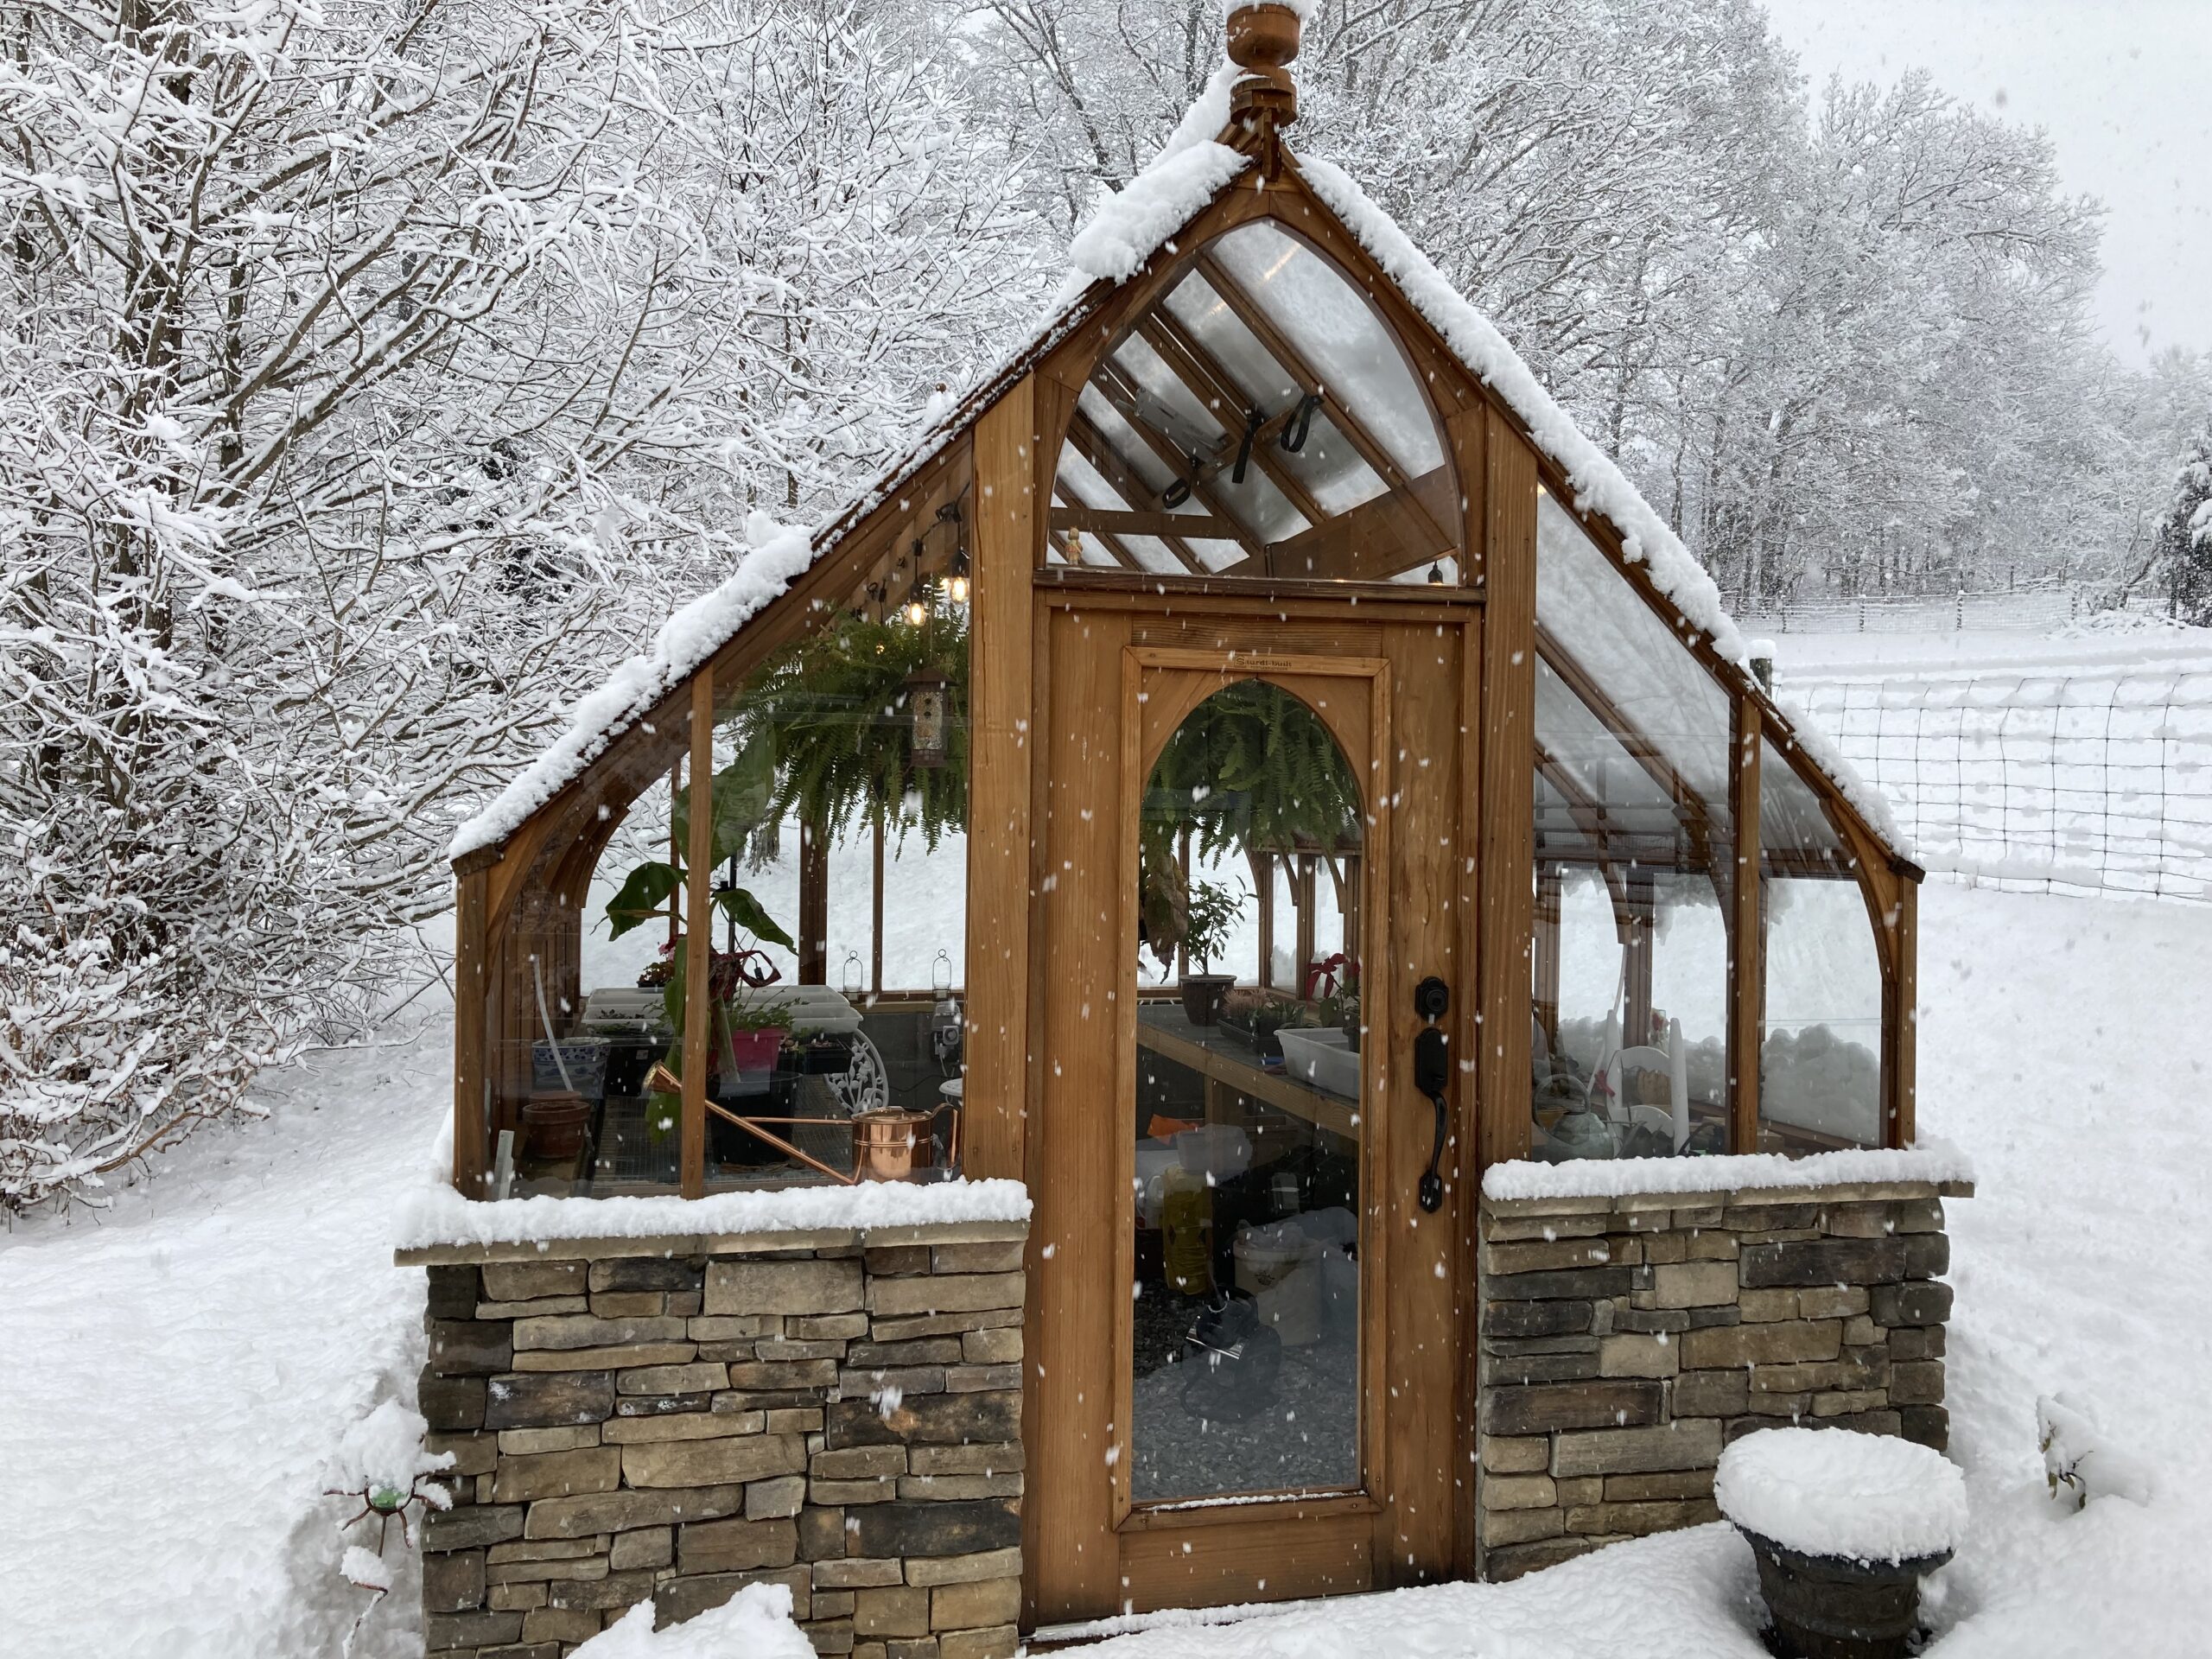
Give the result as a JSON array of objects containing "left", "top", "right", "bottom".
[
  {"left": 947, "top": 575, "right": 970, "bottom": 605},
  {"left": 904, "top": 598, "right": 927, "bottom": 626}
]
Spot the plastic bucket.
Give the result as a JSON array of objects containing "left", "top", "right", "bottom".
[{"left": 1235, "top": 1225, "right": 1322, "bottom": 1346}]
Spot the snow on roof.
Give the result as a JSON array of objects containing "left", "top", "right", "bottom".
[
  {"left": 451, "top": 58, "right": 1905, "bottom": 863},
  {"left": 1291, "top": 156, "right": 1905, "bottom": 852},
  {"left": 1480, "top": 1138, "right": 1974, "bottom": 1204},
  {"left": 450, "top": 512, "right": 813, "bottom": 860},
  {"left": 1716, "top": 1427, "right": 1968, "bottom": 1564}
]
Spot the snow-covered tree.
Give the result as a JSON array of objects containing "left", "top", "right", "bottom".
[
  {"left": 0, "top": 0, "right": 1043, "bottom": 1210},
  {"left": 2154, "top": 418, "right": 2212, "bottom": 625}
]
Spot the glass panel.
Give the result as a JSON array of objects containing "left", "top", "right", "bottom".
[
  {"left": 1129, "top": 681, "right": 1363, "bottom": 1503},
  {"left": 1531, "top": 496, "right": 1733, "bottom": 1160},
  {"left": 1205, "top": 222, "right": 1446, "bottom": 480},
  {"left": 1048, "top": 220, "right": 1459, "bottom": 585},
  {"left": 502, "top": 522, "right": 974, "bottom": 1197},
  {"left": 1758, "top": 741, "right": 1885, "bottom": 1151}
]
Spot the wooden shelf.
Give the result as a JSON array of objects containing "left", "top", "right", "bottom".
[{"left": 1135, "top": 1005, "right": 1358, "bottom": 1139}]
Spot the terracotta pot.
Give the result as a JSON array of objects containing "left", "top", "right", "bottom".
[
  {"left": 1179, "top": 974, "right": 1236, "bottom": 1027},
  {"left": 521, "top": 1090, "right": 591, "bottom": 1161},
  {"left": 1740, "top": 1529, "right": 1951, "bottom": 1659}
]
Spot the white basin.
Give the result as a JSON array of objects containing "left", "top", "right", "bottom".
[{"left": 1277, "top": 1028, "right": 1361, "bottom": 1100}]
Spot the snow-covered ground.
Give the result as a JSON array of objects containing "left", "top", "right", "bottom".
[
  {"left": 3, "top": 883, "right": 2208, "bottom": 1656},
  {"left": 0, "top": 1023, "right": 448, "bottom": 1659}
]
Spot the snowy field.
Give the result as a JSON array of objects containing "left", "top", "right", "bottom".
[{"left": 3, "top": 880, "right": 2209, "bottom": 1656}]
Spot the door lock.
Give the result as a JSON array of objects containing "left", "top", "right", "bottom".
[{"left": 1413, "top": 976, "right": 1450, "bottom": 1213}]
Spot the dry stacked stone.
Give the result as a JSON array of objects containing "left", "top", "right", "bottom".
[
  {"left": 410, "top": 1220, "right": 1027, "bottom": 1659},
  {"left": 1474, "top": 1179, "right": 1964, "bottom": 1581}
]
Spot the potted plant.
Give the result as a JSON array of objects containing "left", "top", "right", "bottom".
[
  {"left": 723, "top": 998, "right": 794, "bottom": 1077},
  {"left": 1714, "top": 1427, "right": 1967, "bottom": 1659},
  {"left": 1178, "top": 878, "right": 1245, "bottom": 1027}
]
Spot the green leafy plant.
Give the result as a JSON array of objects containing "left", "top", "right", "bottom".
[
  {"left": 1181, "top": 879, "right": 1246, "bottom": 976},
  {"left": 728, "top": 1001, "right": 795, "bottom": 1034}
]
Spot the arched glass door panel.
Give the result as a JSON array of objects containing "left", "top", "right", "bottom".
[
  {"left": 1128, "top": 679, "right": 1364, "bottom": 1503},
  {"left": 1048, "top": 221, "right": 1460, "bottom": 584}
]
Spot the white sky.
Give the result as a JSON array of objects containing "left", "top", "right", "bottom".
[{"left": 1761, "top": 0, "right": 2212, "bottom": 363}]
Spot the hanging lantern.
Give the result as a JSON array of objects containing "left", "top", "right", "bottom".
[
  {"left": 938, "top": 502, "right": 969, "bottom": 605},
  {"left": 907, "top": 663, "right": 950, "bottom": 768}
]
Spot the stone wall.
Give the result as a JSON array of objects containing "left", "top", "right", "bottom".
[
  {"left": 1474, "top": 1179, "right": 1964, "bottom": 1581},
  {"left": 405, "top": 1218, "right": 1027, "bottom": 1658}
]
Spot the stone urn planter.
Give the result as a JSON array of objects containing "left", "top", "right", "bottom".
[{"left": 1715, "top": 1428, "right": 1967, "bottom": 1659}]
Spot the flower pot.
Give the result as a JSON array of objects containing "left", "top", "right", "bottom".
[
  {"left": 521, "top": 1090, "right": 591, "bottom": 1163},
  {"left": 1739, "top": 1530, "right": 1952, "bottom": 1659},
  {"left": 721, "top": 1035, "right": 783, "bottom": 1096},
  {"left": 1179, "top": 974, "right": 1235, "bottom": 1027}
]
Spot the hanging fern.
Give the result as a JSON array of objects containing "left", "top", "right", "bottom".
[
  {"left": 1139, "top": 679, "right": 1362, "bottom": 964},
  {"left": 1145, "top": 679, "right": 1362, "bottom": 860},
  {"left": 728, "top": 608, "right": 969, "bottom": 852}
]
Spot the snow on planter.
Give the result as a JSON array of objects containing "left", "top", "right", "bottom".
[
  {"left": 571, "top": 1584, "right": 814, "bottom": 1659},
  {"left": 1716, "top": 1428, "right": 1967, "bottom": 1566}
]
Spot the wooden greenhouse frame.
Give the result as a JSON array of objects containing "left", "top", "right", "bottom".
[{"left": 442, "top": 11, "right": 1923, "bottom": 1612}]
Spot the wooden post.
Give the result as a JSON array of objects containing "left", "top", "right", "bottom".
[
  {"left": 453, "top": 865, "right": 490, "bottom": 1196},
  {"left": 1475, "top": 411, "right": 1537, "bottom": 1171},
  {"left": 1532, "top": 860, "right": 1562, "bottom": 1045},
  {"left": 681, "top": 673, "right": 715, "bottom": 1199},
  {"left": 1891, "top": 876, "right": 1918, "bottom": 1147},
  {"left": 668, "top": 755, "right": 683, "bottom": 952},
  {"left": 1624, "top": 868, "right": 1656, "bottom": 1047},
  {"left": 1293, "top": 854, "right": 1317, "bottom": 989},
  {"left": 962, "top": 384, "right": 1036, "bottom": 1184},
  {"left": 798, "top": 817, "right": 830, "bottom": 984},
  {"left": 1249, "top": 850, "right": 1274, "bottom": 988},
  {"left": 1730, "top": 700, "right": 1764, "bottom": 1154},
  {"left": 871, "top": 810, "right": 886, "bottom": 997}
]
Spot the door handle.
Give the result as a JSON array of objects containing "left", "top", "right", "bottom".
[{"left": 1413, "top": 976, "right": 1450, "bottom": 1213}]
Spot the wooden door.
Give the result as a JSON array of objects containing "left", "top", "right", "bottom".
[{"left": 1023, "top": 593, "right": 1476, "bottom": 1624}]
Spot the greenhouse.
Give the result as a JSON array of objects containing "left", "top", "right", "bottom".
[{"left": 403, "top": 7, "right": 1961, "bottom": 1648}]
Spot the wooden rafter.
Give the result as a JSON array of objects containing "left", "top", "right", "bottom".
[
  {"left": 1135, "top": 313, "right": 1332, "bottom": 531},
  {"left": 1533, "top": 741, "right": 1630, "bottom": 911},
  {"left": 1535, "top": 626, "right": 1718, "bottom": 877},
  {"left": 1230, "top": 463, "right": 1455, "bottom": 582},
  {"left": 1051, "top": 505, "right": 1238, "bottom": 542},
  {"left": 1195, "top": 249, "right": 1458, "bottom": 556},
  {"left": 1061, "top": 414, "right": 1205, "bottom": 570},
  {"left": 1083, "top": 364, "right": 1266, "bottom": 561}
]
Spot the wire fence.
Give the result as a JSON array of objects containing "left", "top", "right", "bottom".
[
  {"left": 1732, "top": 582, "right": 2157, "bottom": 636},
  {"left": 1776, "top": 652, "right": 2212, "bottom": 904}
]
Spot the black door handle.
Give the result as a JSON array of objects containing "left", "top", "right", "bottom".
[{"left": 1413, "top": 976, "right": 1449, "bottom": 1213}]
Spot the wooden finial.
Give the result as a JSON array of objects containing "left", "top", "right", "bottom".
[{"left": 1227, "top": 3, "right": 1300, "bottom": 132}]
